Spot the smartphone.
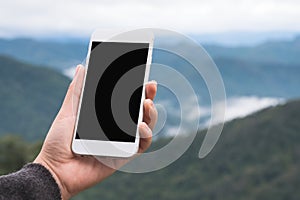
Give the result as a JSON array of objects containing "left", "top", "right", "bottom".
[{"left": 72, "top": 30, "right": 153, "bottom": 157}]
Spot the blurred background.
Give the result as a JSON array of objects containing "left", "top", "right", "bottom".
[{"left": 0, "top": 0, "right": 300, "bottom": 199}]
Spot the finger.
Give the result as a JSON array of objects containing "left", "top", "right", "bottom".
[
  {"left": 145, "top": 80, "right": 157, "bottom": 100},
  {"left": 143, "top": 99, "right": 158, "bottom": 130},
  {"left": 71, "top": 66, "right": 85, "bottom": 113},
  {"left": 57, "top": 65, "right": 85, "bottom": 119},
  {"left": 138, "top": 122, "right": 152, "bottom": 153}
]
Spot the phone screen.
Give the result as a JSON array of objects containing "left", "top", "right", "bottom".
[{"left": 75, "top": 41, "right": 149, "bottom": 142}]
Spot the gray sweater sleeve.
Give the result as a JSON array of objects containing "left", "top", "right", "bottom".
[{"left": 0, "top": 163, "right": 61, "bottom": 200}]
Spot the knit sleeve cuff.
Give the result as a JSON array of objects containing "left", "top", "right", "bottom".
[{"left": 0, "top": 163, "right": 61, "bottom": 200}]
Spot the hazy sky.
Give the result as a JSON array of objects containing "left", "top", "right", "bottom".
[{"left": 0, "top": 0, "right": 299, "bottom": 38}]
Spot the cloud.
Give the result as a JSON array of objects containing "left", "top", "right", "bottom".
[
  {"left": 1, "top": 0, "right": 300, "bottom": 37},
  {"left": 206, "top": 96, "right": 285, "bottom": 126},
  {"left": 161, "top": 96, "right": 284, "bottom": 136},
  {"left": 223, "top": 96, "right": 284, "bottom": 121}
]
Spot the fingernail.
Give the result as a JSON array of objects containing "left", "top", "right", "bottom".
[{"left": 149, "top": 80, "right": 157, "bottom": 85}]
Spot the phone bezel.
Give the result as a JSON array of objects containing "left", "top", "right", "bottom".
[{"left": 72, "top": 29, "right": 154, "bottom": 157}]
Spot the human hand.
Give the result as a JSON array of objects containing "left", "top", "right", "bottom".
[{"left": 34, "top": 65, "right": 158, "bottom": 200}]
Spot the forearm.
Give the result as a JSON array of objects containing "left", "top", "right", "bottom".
[{"left": 0, "top": 163, "right": 61, "bottom": 200}]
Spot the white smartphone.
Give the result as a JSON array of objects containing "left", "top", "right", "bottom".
[{"left": 72, "top": 30, "right": 154, "bottom": 157}]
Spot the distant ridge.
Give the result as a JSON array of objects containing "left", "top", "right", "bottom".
[
  {"left": 0, "top": 34, "right": 300, "bottom": 70},
  {"left": 0, "top": 38, "right": 88, "bottom": 69}
]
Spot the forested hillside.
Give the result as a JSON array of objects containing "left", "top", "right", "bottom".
[
  {"left": 0, "top": 55, "right": 69, "bottom": 140},
  {"left": 1, "top": 89, "right": 299, "bottom": 199},
  {"left": 73, "top": 100, "right": 300, "bottom": 200}
]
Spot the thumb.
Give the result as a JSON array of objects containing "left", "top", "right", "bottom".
[{"left": 57, "top": 65, "right": 85, "bottom": 119}]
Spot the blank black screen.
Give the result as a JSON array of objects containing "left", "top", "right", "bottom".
[{"left": 76, "top": 41, "right": 149, "bottom": 142}]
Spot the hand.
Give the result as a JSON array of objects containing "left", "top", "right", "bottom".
[{"left": 34, "top": 65, "right": 158, "bottom": 200}]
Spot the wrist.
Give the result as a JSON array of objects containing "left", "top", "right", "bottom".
[{"left": 34, "top": 155, "right": 70, "bottom": 200}]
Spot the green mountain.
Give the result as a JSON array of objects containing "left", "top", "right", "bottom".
[
  {"left": 0, "top": 55, "right": 70, "bottom": 140},
  {"left": 215, "top": 58, "right": 300, "bottom": 98},
  {"left": 152, "top": 49, "right": 300, "bottom": 104},
  {"left": 0, "top": 38, "right": 87, "bottom": 69},
  {"left": 205, "top": 35, "right": 300, "bottom": 66},
  {"left": 72, "top": 99, "right": 300, "bottom": 200}
]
